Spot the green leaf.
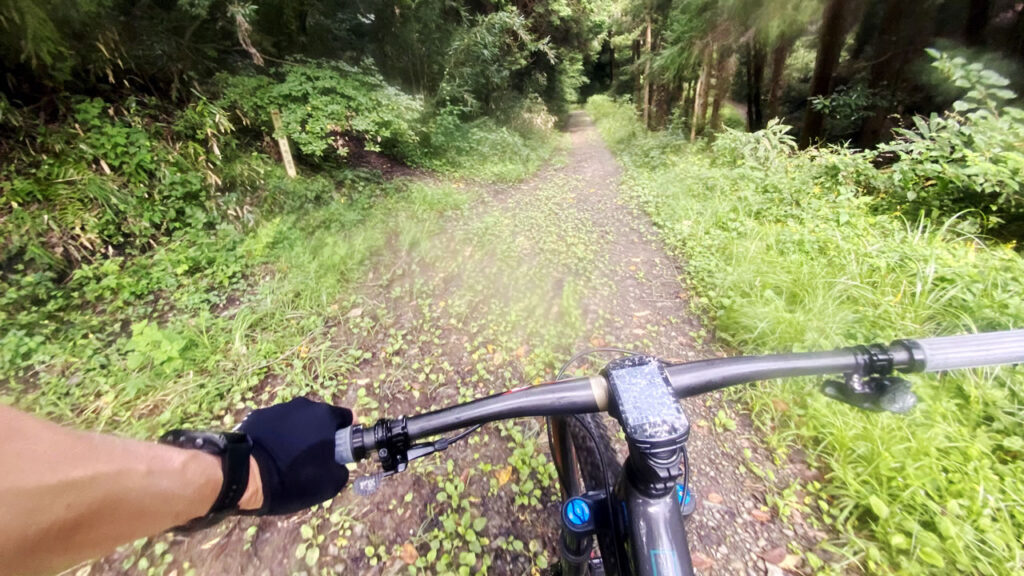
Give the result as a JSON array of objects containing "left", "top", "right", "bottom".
[
  {"left": 300, "top": 524, "right": 313, "bottom": 539},
  {"left": 305, "top": 546, "right": 320, "bottom": 567},
  {"left": 918, "top": 547, "right": 945, "bottom": 568},
  {"left": 868, "top": 495, "right": 889, "bottom": 519},
  {"left": 458, "top": 551, "right": 477, "bottom": 566},
  {"left": 472, "top": 517, "right": 487, "bottom": 531}
]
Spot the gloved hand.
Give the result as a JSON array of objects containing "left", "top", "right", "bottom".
[{"left": 238, "top": 397, "right": 352, "bottom": 515}]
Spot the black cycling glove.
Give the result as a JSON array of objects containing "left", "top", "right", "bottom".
[{"left": 238, "top": 397, "right": 352, "bottom": 515}]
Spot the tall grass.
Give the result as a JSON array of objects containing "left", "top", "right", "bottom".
[{"left": 588, "top": 95, "right": 1024, "bottom": 575}]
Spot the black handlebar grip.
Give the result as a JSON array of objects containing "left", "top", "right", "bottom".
[{"left": 910, "top": 329, "right": 1024, "bottom": 372}]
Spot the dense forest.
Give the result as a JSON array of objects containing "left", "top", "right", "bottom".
[{"left": 2, "top": 0, "right": 1024, "bottom": 575}]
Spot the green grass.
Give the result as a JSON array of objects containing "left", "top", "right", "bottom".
[
  {"left": 414, "top": 116, "right": 562, "bottom": 182},
  {"left": 587, "top": 95, "right": 1024, "bottom": 575},
  {"left": 1, "top": 173, "right": 473, "bottom": 435}
]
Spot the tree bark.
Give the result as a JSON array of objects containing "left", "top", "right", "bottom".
[
  {"left": 745, "top": 39, "right": 766, "bottom": 131},
  {"left": 608, "top": 31, "right": 615, "bottom": 85},
  {"left": 766, "top": 36, "right": 795, "bottom": 121},
  {"left": 799, "top": 0, "right": 849, "bottom": 149},
  {"left": 691, "top": 43, "right": 714, "bottom": 141},
  {"left": 856, "top": 0, "right": 937, "bottom": 147},
  {"left": 710, "top": 53, "right": 738, "bottom": 131},
  {"left": 965, "top": 0, "right": 990, "bottom": 46},
  {"left": 642, "top": 13, "right": 652, "bottom": 128}
]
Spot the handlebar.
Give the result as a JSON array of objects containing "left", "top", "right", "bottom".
[
  {"left": 334, "top": 330, "right": 1023, "bottom": 467},
  {"left": 911, "top": 330, "right": 1024, "bottom": 372}
]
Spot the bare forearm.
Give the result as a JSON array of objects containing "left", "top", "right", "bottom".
[
  {"left": 0, "top": 397, "right": 347, "bottom": 576},
  {"left": 0, "top": 407, "right": 229, "bottom": 575}
]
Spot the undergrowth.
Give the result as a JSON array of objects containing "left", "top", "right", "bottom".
[{"left": 588, "top": 94, "right": 1024, "bottom": 575}]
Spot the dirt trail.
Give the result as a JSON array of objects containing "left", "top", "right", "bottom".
[{"left": 91, "top": 113, "right": 830, "bottom": 576}]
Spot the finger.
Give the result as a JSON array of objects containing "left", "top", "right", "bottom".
[{"left": 328, "top": 405, "right": 353, "bottom": 428}]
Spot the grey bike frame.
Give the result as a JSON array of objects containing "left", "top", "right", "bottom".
[{"left": 549, "top": 414, "right": 694, "bottom": 576}]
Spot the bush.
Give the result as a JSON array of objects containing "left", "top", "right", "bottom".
[
  {"left": 0, "top": 96, "right": 227, "bottom": 273},
  {"left": 217, "top": 60, "right": 424, "bottom": 164},
  {"left": 877, "top": 51, "right": 1024, "bottom": 231}
]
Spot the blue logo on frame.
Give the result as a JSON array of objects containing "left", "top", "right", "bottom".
[{"left": 650, "top": 549, "right": 680, "bottom": 576}]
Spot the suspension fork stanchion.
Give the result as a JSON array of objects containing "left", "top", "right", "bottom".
[{"left": 549, "top": 415, "right": 581, "bottom": 498}]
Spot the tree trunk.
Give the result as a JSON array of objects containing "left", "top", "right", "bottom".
[
  {"left": 965, "top": 0, "right": 990, "bottom": 46},
  {"left": 766, "top": 36, "right": 795, "bottom": 121},
  {"left": 608, "top": 31, "right": 615, "bottom": 85},
  {"left": 799, "top": 0, "right": 850, "bottom": 149},
  {"left": 691, "top": 43, "right": 714, "bottom": 141},
  {"left": 852, "top": 0, "right": 884, "bottom": 60},
  {"left": 745, "top": 40, "right": 766, "bottom": 131},
  {"left": 710, "top": 53, "right": 738, "bottom": 131},
  {"left": 680, "top": 80, "right": 695, "bottom": 130},
  {"left": 642, "top": 14, "right": 652, "bottom": 128},
  {"left": 857, "top": 0, "right": 937, "bottom": 147}
]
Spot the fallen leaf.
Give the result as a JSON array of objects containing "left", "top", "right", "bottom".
[
  {"left": 515, "top": 345, "right": 528, "bottom": 359},
  {"left": 759, "top": 546, "right": 786, "bottom": 565},
  {"left": 400, "top": 542, "right": 419, "bottom": 564},
  {"left": 779, "top": 554, "right": 802, "bottom": 571},
  {"left": 691, "top": 552, "right": 714, "bottom": 570},
  {"left": 492, "top": 350, "right": 504, "bottom": 365},
  {"left": 495, "top": 466, "right": 513, "bottom": 486},
  {"left": 201, "top": 535, "right": 223, "bottom": 550},
  {"left": 347, "top": 307, "right": 363, "bottom": 318},
  {"left": 751, "top": 509, "right": 771, "bottom": 523},
  {"left": 589, "top": 336, "right": 606, "bottom": 347},
  {"left": 771, "top": 398, "right": 790, "bottom": 413},
  {"left": 706, "top": 492, "right": 723, "bottom": 504}
]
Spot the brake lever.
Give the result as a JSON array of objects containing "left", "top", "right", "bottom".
[
  {"left": 351, "top": 439, "right": 454, "bottom": 497},
  {"left": 821, "top": 373, "right": 917, "bottom": 414}
]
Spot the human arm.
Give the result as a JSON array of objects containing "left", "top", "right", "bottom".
[{"left": 0, "top": 398, "right": 350, "bottom": 576}]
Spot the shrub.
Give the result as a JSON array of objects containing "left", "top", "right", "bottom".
[
  {"left": 877, "top": 51, "right": 1024, "bottom": 231},
  {"left": 0, "top": 97, "right": 225, "bottom": 273},
  {"left": 217, "top": 61, "right": 423, "bottom": 164}
]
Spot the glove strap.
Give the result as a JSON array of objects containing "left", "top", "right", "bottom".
[{"left": 159, "top": 430, "right": 252, "bottom": 532}]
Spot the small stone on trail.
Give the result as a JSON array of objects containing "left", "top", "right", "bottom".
[
  {"left": 691, "top": 552, "right": 715, "bottom": 570},
  {"left": 759, "top": 546, "right": 786, "bottom": 565},
  {"left": 347, "top": 307, "right": 363, "bottom": 318},
  {"left": 751, "top": 509, "right": 771, "bottom": 523},
  {"left": 706, "top": 492, "right": 724, "bottom": 504}
]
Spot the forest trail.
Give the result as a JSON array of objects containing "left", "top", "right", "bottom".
[{"left": 92, "top": 113, "right": 830, "bottom": 576}]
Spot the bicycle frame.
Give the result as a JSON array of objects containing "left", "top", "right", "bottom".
[{"left": 550, "top": 414, "right": 695, "bottom": 576}]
